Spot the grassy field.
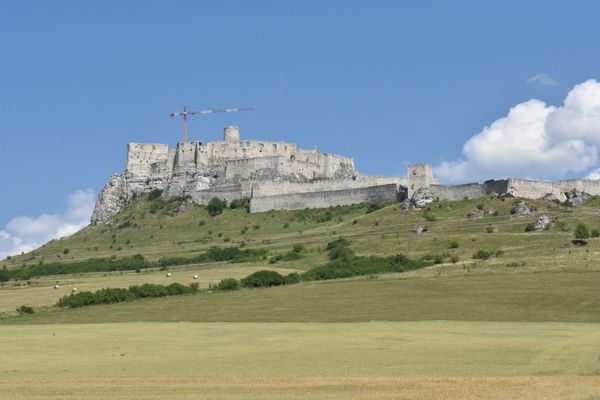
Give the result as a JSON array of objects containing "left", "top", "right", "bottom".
[
  {"left": 3, "top": 195, "right": 600, "bottom": 398},
  {"left": 1, "top": 321, "right": 600, "bottom": 399},
  {"left": 4, "top": 270, "right": 600, "bottom": 324}
]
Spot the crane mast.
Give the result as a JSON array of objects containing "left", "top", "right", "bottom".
[{"left": 169, "top": 106, "right": 253, "bottom": 143}]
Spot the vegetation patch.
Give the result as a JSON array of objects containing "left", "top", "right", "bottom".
[
  {"left": 301, "top": 239, "right": 430, "bottom": 281},
  {"left": 57, "top": 282, "right": 198, "bottom": 308}
]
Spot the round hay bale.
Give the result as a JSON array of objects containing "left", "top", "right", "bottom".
[
  {"left": 71, "top": 287, "right": 78, "bottom": 293},
  {"left": 166, "top": 272, "right": 172, "bottom": 277},
  {"left": 193, "top": 275, "right": 199, "bottom": 280},
  {"left": 53, "top": 284, "right": 59, "bottom": 289}
]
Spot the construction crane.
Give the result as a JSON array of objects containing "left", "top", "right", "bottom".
[{"left": 169, "top": 106, "right": 253, "bottom": 143}]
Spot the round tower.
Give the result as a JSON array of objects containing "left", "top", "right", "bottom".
[{"left": 223, "top": 126, "right": 240, "bottom": 143}]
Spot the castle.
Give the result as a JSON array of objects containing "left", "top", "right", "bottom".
[{"left": 91, "top": 126, "right": 600, "bottom": 223}]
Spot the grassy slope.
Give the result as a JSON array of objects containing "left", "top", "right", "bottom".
[{"left": 2, "top": 194, "right": 600, "bottom": 321}]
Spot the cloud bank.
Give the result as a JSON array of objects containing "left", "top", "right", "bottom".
[
  {"left": 435, "top": 79, "right": 600, "bottom": 183},
  {"left": 0, "top": 189, "right": 95, "bottom": 260}
]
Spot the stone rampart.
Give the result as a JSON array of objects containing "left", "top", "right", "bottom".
[
  {"left": 252, "top": 176, "right": 403, "bottom": 197},
  {"left": 428, "top": 183, "right": 486, "bottom": 201},
  {"left": 191, "top": 185, "right": 243, "bottom": 205},
  {"left": 249, "top": 184, "right": 398, "bottom": 213}
]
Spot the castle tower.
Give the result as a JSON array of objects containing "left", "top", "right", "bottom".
[
  {"left": 224, "top": 126, "right": 240, "bottom": 143},
  {"left": 407, "top": 163, "right": 438, "bottom": 197}
]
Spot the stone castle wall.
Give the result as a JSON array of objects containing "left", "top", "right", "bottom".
[
  {"left": 92, "top": 125, "right": 600, "bottom": 224},
  {"left": 428, "top": 183, "right": 486, "bottom": 201},
  {"left": 249, "top": 184, "right": 399, "bottom": 213},
  {"left": 251, "top": 176, "right": 404, "bottom": 197}
]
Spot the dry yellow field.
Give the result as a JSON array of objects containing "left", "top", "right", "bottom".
[{"left": 1, "top": 321, "right": 600, "bottom": 399}]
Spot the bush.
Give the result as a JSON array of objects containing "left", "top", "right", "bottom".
[
  {"left": 10, "top": 254, "right": 147, "bottom": 281},
  {"left": 207, "top": 197, "right": 227, "bottom": 216},
  {"left": 148, "top": 188, "right": 163, "bottom": 201},
  {"left": 229, "top": 198, "right": 249, "bottom": 210},
  {"left": 592, "top": 229, "right": 600, "bottom": 238},
  {"left": 449, "top": 240, "right": 459, "bottom": 249},
  {"left": 574, "top": 223, "right": 590, "bottom": 240},
  {"left": 63, "top": 248, "right": 70, "bottom": 255},
  {"left": 450, "top": 255, "right": 460, "bottom": 263},
  {"left": 292, "top": 244, "right": 305, "bottom": 253},
  {"left": 366, "top": 203, "right": 383, "bottom": 214},
  {"left": 241, "top": 270, "right": 286, "bottom": 288},
  {"left": 486, "top": 225, "right": 494, "bottom": 234},
  {"left": 17, "top": 305, "right": 34, "bottom": 314},
  {"left": 472, "top": 250, "right": 492, "bottom": 260},
  {"left": 0, "top": 266, "right": 10, "bottom": 282},
  {"left": 58, "top": 282, "right": 197, "bottom": 308},
  {"left": 270, "top": 251, "right": 303, "bottom": 263},
  {"left": 301, "top": 254, "right": 429, "bottom": 281},
  {"left": 524, "top": 222, "right": 536, "bottom": 232},
  {"left": 216, "top": 278, "right": 240, "bottom": 291},
  {"left": 423, "top": 210, "right": 437, "bottom": 222}
]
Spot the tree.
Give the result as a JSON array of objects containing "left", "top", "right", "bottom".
[
  {"left": 574, "top": 223, "right": 590, "bottom": 240},
  {"left": 207, "top": 197, "right": 227, "bottom": 216}
]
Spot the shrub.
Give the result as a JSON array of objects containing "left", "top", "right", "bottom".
[
  {"left": 241, "top": 270, "right": 286, "bottom": 288},
  {"left": 423, "top": 210, "right": 437, "bottom": 222},
  {"left": 476, "top": 203, "right": 485, "bottom": 210},
  {"left": 292, "top": 244, "right": 305, "bottom": 253},
  {"left": 302, "top": 254, "right": 429, "bottom": 281},
  {"left": 366, "top": 203, "right": 383, "bottom": 214},
  {"left": 207, "top": 197, "right": 227, "bottom": 216},
  {"left": 63, "top": 248, "right": 70, "bottom": 255},
  {"left": 486, "top": 225, "right": 494, "bottom": 234},
  {"left": 574, "top": 223, "right": 590, "bottom": 240},
  {"left": 449, "top": 240, "right": 459, "bottom": 249},
  {"left": 58, "top": 282, "right": 197, "bottom": 308},
  {"left": 592, "top": 229, "right": 600, "bottom": 238},
  {"left": 17, "top": 305, "right": 34, "bottom": 314},
  {"left": 148, "top": 188, "right": 163, "bottom": 201},
  {"left": 524, "top": 222, "right": 536, "bottom": 232},
  {"left": 216, "top": 278, "right": 240, "bottom": 291},
  {"left": 472, "top": 250, "right": 492, "bottom": 260},
  {"left": 450, "top": 255, "right": 460, "bottom": 263},
  {"left": 229, "top": 198, "right": 249, "bottom": 210},
  {"left": 270, "top": 251, "right": 303, "bottom": 263},
  {"left": 284, "top": 272, "right": 300, "bottom": 285},
  {"left": 283, "top": 222, "right": 289, "bottom": 228},
  {"left": 0, "top": 266, "right": 10, "bottom": 282},
  {"left": 9, "top": 254, "right": 147, "bottom": 281}
]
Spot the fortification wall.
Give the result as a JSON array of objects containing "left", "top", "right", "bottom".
[
  {"left": 504, "top": 178, "right": 560, "bottom": 199},
  {"left": 224, "top": 156, "right": 321, "bottom": 180},
  {"left": 249, "top": 184, "right": 398, "bottom": 213},
  {"left": 252, "top": 176, "right": 403, "bottom": 197},
  {"left": 126, "top": 143, "right": 169, "bottom": 173},
  {"left": 557, "top": 179, "right": 600, "bottom": 195},
  {"left": 190, "top": 185, "right": 243, "bottom": 205},
  {"left": 407, "top": 163, "right": 438, "bottom": 197},
  {"left": 428, "top": 183, "right": 486, "bottom": 201},
  {"left": 484, "top": 179, "right": 509, "bottom": 195}
]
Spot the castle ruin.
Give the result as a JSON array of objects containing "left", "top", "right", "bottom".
[{"left": 91, "top": 126, "right": 600, "bottom": 223}]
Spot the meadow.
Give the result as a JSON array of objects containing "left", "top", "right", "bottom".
[
  {"left": 1, "top": 321, "right": 600, "bottom": 399},
  {"left": 3, "top": 195, "right": 600, "bottom": 398}
]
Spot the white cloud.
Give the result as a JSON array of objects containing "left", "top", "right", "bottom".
[
  {"left": 527, "top": 73, "right": 559, "bottom": 87},
  {"left": 435, "top": 79, "right": 600, "bottom": 183},
  {"left": 0, "top": 189, "right": 96, "bottom": 260}
]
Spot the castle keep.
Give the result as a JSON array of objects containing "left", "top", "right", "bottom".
[{"left": 91, "top": 126, "right": 600, "bottom": 223}]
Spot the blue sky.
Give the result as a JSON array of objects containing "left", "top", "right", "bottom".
[{"left": 2, "top": 0, "right": 600, "bottom": 257}]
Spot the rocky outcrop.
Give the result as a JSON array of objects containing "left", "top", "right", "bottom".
[
  {"left": 533, "top": 215, "right": 551, "bottom": 231},
  {"left": 402, "top": 187, "right": 435, "bottom": 210},
  {"left": 565, "top": 190, "right": 591, "bottom": 206},
  {"left": 511, "top": 201, "right": 533, "bottom": 217}
]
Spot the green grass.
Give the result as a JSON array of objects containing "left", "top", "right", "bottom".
[{"left": 5, "top": 270, "right": 600, "bottom": 324}]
